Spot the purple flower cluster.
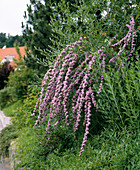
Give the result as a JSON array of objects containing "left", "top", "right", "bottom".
[
  {"left": 32, "top": 36, "right": 105, "bottom": 155},
  {"left": 32, "top": 17, "right": 136, "bottom": 156},
  {"left": 109, "top": 16, "right": 136, "bottom": 64}
]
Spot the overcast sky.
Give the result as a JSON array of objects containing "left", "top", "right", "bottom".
[{"left": 0, "top": 0, "right": 30, "bottom": 36}]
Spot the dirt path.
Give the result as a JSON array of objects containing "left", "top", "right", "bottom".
[{"left": 0, "top": 158, "right": 11, "bottom": 170}]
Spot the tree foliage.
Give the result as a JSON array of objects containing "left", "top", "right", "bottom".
[
  {"left": 0, "top": 33, "right": 24, "bottom": 48},
  {"left": 0, "top": 62, "right": 14, "bottom": 90},
  {"left": 22, "top": 0, "right": 92, "bottom": 73},
  {"left": 22, "top": 0, "right": 56, "bottom": 72},
  {"left": 7, "top": 67, "right": 39, "bottom": 100},
  {"left": 24, "top": 0, "right": 139, "bottom": 72},
  {"left": 49, "top": 0, "right": 139, "bottom": 52}
]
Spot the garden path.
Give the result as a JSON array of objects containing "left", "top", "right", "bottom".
[
  {"left": 0, "top": 119, "right": 3, "bottom": 132},
  {"left": 0, "top": 111, "right": 11, "bottom": 170},
  {"left": 0, "top": 111, "right": 11, "bottom": 132}
]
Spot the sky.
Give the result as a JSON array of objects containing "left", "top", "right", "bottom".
[{"left": 0, "top": 0, "right": 30, "bottom": 36}]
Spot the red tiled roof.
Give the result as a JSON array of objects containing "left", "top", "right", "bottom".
[{"left": 0, "top": 46, "right": 26, "bottom": 66}]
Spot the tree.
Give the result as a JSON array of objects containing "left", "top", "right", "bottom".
[
  {"left": 22, "top": 0, "right": 91, "bottom": 73},
  {"left": 0, "top": 33, "right": 7, "bottom": 48},
  {"left": 22, "top": 0, "right": 55, "bottom": 72},
  {"left": 23, "top": 0, "right": 139, "bottom": 74},
  {"left": 5, "top": 35, "right": 24, "bottom": 47},
  {"left": 0, "top": 33, "right": 24, "bottom": 48},
  {"left": 0, "top": 62, "right": 14, "bottom": 90}
]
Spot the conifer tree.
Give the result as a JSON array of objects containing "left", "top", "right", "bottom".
[
  {"left": 22, "top": 0, "right": 91, "bottom": 73},
  {"left": 22, "top": 0, "right": 58, "bottom": 72}
]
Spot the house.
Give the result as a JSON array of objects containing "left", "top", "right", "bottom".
[{"left": 0, "top": 46, "right": 26, "bottom": 67}]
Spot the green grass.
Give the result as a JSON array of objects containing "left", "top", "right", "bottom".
[{"left": 3, "top": 100, "right": 23, "bottom": 117}]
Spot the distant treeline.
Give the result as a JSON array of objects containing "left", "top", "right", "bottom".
[{"left": 0, "top": 33, "right": 24, "bottom": 48}]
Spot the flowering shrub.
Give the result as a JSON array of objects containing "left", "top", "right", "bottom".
[
  {"left": 32, "top": 17, "right": 137, "bottom": 156},
  {"left": 7, "top": 67, "right": 38, "bottom": 100}
]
